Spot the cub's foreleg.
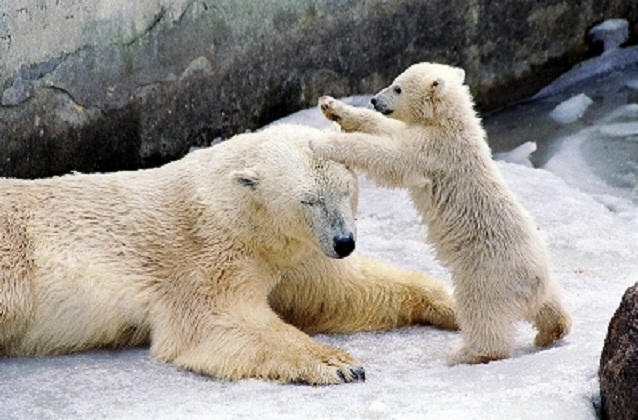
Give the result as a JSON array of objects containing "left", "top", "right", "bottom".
[{"left": 319, "top": 96, "right": 405, "bottom": 135}]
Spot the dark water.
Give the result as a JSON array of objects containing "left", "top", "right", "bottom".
[{"left": 484, "top": 60, "right": 638, "bottom": 199}]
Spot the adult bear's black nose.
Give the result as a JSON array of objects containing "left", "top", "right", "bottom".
[
  {"left": 370, "top": 97, "right": 377, "bottom": 106},
  {"left": 333, "top": 233, "right": 355, "bottom": 258}
]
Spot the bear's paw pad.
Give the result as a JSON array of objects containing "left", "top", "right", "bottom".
[{"left": 318, "top": 96, "right": 343, "bottom": 122}]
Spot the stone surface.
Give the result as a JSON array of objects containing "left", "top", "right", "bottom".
[
  {"left": 599, "top": 282, "right": 638, "bottom": 420},
  {"left": 1, "top": 0, "right": 637, "bottom": 178}
]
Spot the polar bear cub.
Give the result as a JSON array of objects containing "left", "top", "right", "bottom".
[{"left": 312, "top": 62, "right": 571, "bottom": 365}]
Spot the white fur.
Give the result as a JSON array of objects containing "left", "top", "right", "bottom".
[
  {"left": 313, "top": 62, "right": 572, "bottom": 364},
  {"left": 0, "top": 123, "right": 457, "bottom": 383}
]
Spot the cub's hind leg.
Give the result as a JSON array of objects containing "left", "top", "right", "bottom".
[{"left": 532, "top": 295, "right": 572, "bottom": 347}]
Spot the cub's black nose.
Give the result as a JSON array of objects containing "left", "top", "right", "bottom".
[
  {"left": 370, "top": 97, "right": 377, "bottom": 106},
  {"left": 333, "top": 233, "right": 355, "bottom": 258}
]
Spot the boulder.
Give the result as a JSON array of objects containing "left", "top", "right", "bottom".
[
  {"left": 599, "top": 282, "right": 638, "bottom": 420},
  {"left": 1, "top": 0, "right": 637, "bottom": 178}
]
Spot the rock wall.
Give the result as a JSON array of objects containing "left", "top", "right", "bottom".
[
  {"left": 599, "top": 282, "right": 638, "bottom": 420},
  {"left": 1, "top": 0, "right": 637, "bottom": 178}
]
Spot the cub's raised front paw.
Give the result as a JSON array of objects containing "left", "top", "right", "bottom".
[{"left": 318, "top": 96, "right": 344, "bottom": 122}]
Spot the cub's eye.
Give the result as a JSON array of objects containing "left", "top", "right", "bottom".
[
  {"left": 393, "top": 85, "right": 402, "bottom": 94},
  {"left": 301, "top": 199, "right": 317, "bottom": 206}
]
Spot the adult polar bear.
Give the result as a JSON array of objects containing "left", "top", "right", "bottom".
[
  {"left": 312, "top": 62, "right": 571, "bottom": 365},
  {"left": 0, "top": 124, "right": 457, "bottom": 385}
]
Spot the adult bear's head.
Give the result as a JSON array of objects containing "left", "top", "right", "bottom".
[{"left": 230, "top": 125, "right": 359, "bottom": 260}]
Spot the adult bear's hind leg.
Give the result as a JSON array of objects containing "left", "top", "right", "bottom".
[
  {"left": 0, "top": 212, "right": 34, "bottom": 355},
  {"left": 270, "top": 253, "right": 458, "bottom": 334}
]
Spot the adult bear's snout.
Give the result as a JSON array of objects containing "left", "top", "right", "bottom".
[{"left": 333, "top": 233, "right": 355, "bottom": 258}]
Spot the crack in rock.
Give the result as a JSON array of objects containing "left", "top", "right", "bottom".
[{"left": 122, "top": 6, "right": 167, "bottom": 47}]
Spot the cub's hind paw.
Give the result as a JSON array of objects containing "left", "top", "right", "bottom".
[{"left": 446, "top": 345, "right": 510, "bottom": 366}]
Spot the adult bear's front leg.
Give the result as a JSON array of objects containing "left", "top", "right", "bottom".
[
  {"left": 147, "top": 268, "right": 365, "bottom": 385},
  {"left": 160, "top": 305, "right": 364, "bottom": 384}
]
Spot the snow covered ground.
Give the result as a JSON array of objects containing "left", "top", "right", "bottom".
[{"left": 2, "top": 19, "right": 638, "bottom": 420}]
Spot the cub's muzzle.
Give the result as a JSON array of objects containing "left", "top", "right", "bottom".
[{"left": 370, "top": 97, "right": 393, "bottom": 115}]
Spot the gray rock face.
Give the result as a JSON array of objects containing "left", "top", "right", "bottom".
[
  {"left": 599, "top": 282, "right": 638, "bottom": 420},
  {"left": 1, "top": 0, "right": 637, "bottom": 178}
]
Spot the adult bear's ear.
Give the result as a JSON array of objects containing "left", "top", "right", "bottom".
[{"left": 230, "top": 168, "right": 261, "bottom": 190}]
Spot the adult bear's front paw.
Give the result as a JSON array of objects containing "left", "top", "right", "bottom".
[{"left": 290, "top": 346, "right": 365, "bottom": 385}]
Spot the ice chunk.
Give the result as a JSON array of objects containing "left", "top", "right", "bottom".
[
  {"left": 589, "top": 19, "right": 629, "bottom": 53},
  {"left": 598, "top": 122, "right": 638, "bottom": 138},
  {"left": 598, "top": 103, "right": 638, "bottom": 123},
  {"left": 534, "top": 45, "right": 638, "bottom": 99},
  {"left": 549, "top": 93, "right": 593, "bottom": 124},
  {"left": 494, "top": 141, "right": 537, "bottom": 167},
  {"left": 543, "top": 129, "right": 617, "bottom": 197},
  {"left": 533, "top": 38, "right": 638, "bottom": 99}
]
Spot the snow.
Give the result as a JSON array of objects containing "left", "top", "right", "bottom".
[
  {"left": 494, "top": 141, "right": 537, "bottom": 167},
  {"left": 2, "top": 103, "right": 637, "bottom": 420},
  {"left": 550, "top": 93, "right": 593, "bottom": 124},
  {"left": 598, "top": 122, "right": 638, "bottom": 138},
  {"left": 2, "top": 19, "right": 638, "bottom": 419}
]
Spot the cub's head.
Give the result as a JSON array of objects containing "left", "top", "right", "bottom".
[
  {"left": 230, "top": 132, "right": 359, "bottom": 259},
  {"left": 370, "top": 62, "right": 467, "bottom": 123}
]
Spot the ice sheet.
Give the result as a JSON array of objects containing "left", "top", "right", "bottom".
[{"left": 549, "top": 93, "right": 593, "bottom": 124}]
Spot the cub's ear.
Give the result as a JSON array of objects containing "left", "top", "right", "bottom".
[
  {"left": 430, "top": 77, "right": 447, "bottom": 96},
  {"left": 230, "top": 168, "right": 261, "bottom": 190},
  {"left": 455, "top": 67, "right": 466, "bottom": 83}
]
